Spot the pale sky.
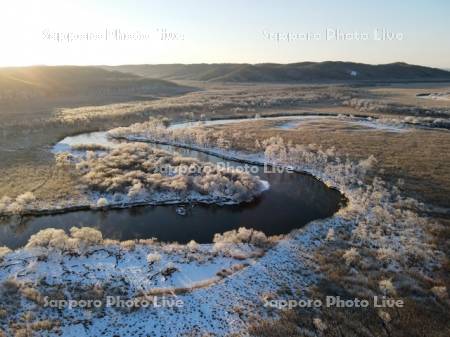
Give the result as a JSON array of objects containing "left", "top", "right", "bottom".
[{"left": 1, "top": 0, "right": 449, "bottom": 68}]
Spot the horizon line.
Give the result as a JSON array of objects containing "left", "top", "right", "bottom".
[{"left": 0, "top": 61, "right": 449, "bottom": 70}]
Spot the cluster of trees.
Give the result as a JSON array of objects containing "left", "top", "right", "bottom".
[
  {"left": 58, "top": 86, "right": 357, "bottom": 124},
  {"left": 25, "top": 227, "right": 103, "bottom": 252},
  {"left": 109, "top": 117, "right": 256, "bottom": 151},
  {"left": 70, "top": 143, "right": 111, "bottom": 151},
  {"left": 377, "top": 116, "right": 450, "bottom": 129},
  {"left": 8, "top": 225, "right": 275, "bottom": 263},
  {"left": 255, "top": 133, "right": 445, "bottom": 299},
  {"left": 212, "top": 227, "right": 278, "bottom": 259},
  {"left": 261, "top": 136, "right": 438, "bottom": 270},
  {"left": 213, "top": 227, "right": 275, "bottom": 248},
  {"left": 68, "top": 142, "right": 264, "bottom": 203},
  {"left": 343, "top": 98, "right": 450, "bottom": 118},
  {"left": 342, "top": 98, "right": 392, "bottom": 113}
]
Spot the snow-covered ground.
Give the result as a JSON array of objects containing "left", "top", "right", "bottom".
[
  {"left": 1, "top": 215, "right": 341, "bottom": 336},
  {"left": 53, "top": 131, "right": 121, "bottom": 153},
  {"left": 274, "top": 115, "right": 408, "bottom": 132},
  {"left": 0, "top": 115, "right": 444, "bottom": 336}
]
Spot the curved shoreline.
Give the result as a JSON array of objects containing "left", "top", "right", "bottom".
[
  {"left": 2, "top": 115, "right": 349, "bottom": 218},
  {"left": 0, "top": 185, "right": 270, "bottom": 218}
]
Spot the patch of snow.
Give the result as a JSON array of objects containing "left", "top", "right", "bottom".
[{"left": 417, "top": 92, "right": 450, "bottom": 101}]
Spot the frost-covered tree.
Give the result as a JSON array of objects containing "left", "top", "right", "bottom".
[{"left": 146, "top": 252, "right": 162, "bottom": 265}]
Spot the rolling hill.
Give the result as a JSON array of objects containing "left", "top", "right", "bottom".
[
  {"left": 104, "top": 62, "right": 450, "bottom": 83},
  {"left": 0, "top": 66, "right": 194, "bottom": 107}
]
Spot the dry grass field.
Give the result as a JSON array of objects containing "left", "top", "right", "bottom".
[
  {"left": 1, "top": 81, "right": 449, "bottom": 337},
  {"left": 368, "top": 84, "right": 450, "bottom": 110},
  {"left": 1, "top": 82, "right": 450, "bottom": 209},
  {"left": 201, "top": 118, "right": 450, "bottom": 209}
]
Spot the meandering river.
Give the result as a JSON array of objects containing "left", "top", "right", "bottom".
[{"left": 0, "top": 117, "right": 348, "bottom": 248}]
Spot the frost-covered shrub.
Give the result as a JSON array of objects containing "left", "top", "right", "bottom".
[
  {"left": 6, "top": 202, "right": 23, "bottom": 214},
  {"left": 68, "top": 142, "right": 264, "bottom": 203},
  {"left": 342, "top": 248, "right": 360, "bottom": 266},
  {"left": 431, "top": 286, "right": 448, "bottom": 300},
  {"left": 379, "top": 279, "right": 396, "bottom": 295},
  {"left": 127, "top": 181, "right": 146, "bottom": 200},
  {"left": 2, "top": 192, "right": 37, "bottom": 214},
  {"left": 378, "top": 310, "right": 391, "bottom": 323},
  {"left": 253, "top": 134, "right": 439, "bottom": 272},
  {"left": 15, "top": 191, "right": 36, "bottom": 205},
  {"left": 103, "top": 239, "right": 120, "bottom": 246},
  {"left": 120, "top": 240, "right": 136, "bottom": 251},
  {"left": 58, "top": 86, "right": 353, "bottom": 124},
  {"left": 146, "top": 252, "right": 161, "bottom": 264},
  {"left": 263, "top": 136, "right": 288, "bottom": 163},
  {"left": 187, "top": 240, "right": 199, "bottom": 252},
  {"left": 213, "top": 228, "right": 274, "bottom": 258},
  {"left": 30, "top": 319, "right": 57, "bottom": 331},
  {"left": 96, "top": 197, "right": 109, "bottom": 208},
  {"left": 0, "top": 196, "right": 12, "bottom": 213},
  {"left": 70, "top": 143, "right": 110, "bottom": 151},
  {"left": 358, "top": 155, "right": 377, "bottom": 173},
  {"left": 20, "top": 286, "right": 42, "bottom": 304},
  {"left": 249, "top": 230, "right": 272, "bottom": 247},
  {"left": 110, "top": 118, "right": 253, "bottom": 152},
  {"left": 325, "top": 228, "right": 335, "bottom": 241},
  {"left": 377, "top": 116, "right": 450, "bottom": 129},
  {"left": 313, "top": 318, "right": 327, "bottom": 332},
  {"left": 376, "top": 247, "right": 397, "bottom": 263},
  {"left": 227, "top": 248, "right": 251, "bottom": 260},
  {"left": 343, "top": 98, "right": 389, "bottom": 112},
  {"left": 55, "top": 152, "right": 74, "bottom": 167},
  {"left": 138, "top": 238, "right": 157, "bottom": 245},
  {"left": 162, "top": 243, "right": 184, "bottom": 254},
  {"left": 213, "top": 227, "right": 271, "bottom": 248},
  {"left": 26, "top": 229, "right": 71, "bottom": 250},
  {"left": 26, "top": 227, "right": 103, "bottom": 251},
  {"left": 70, "top": 227, "right": 103, "bottom": 247}
]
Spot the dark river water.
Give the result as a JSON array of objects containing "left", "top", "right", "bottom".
[{"left": 0, "top": 128, "right": 346, "bottom": 249}]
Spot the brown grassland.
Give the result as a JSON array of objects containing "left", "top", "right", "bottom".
[
  {"left": 2, "top": 82, "right": 449, "bottom": 205},
  {"left": 1, "top": 81, "right": 449, "bottom": 336},
  {"left": 200, "top": 118, "right": 450, "bottom": 209}
]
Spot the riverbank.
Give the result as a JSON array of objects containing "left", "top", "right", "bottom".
[
  {"left": 0, "top": 130, "right": 446, "bottom": 335},
  {"left": 1, "top": 98, "right": 449, "bottom": 336}
]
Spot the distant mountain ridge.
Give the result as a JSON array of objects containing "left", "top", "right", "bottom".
[{"left": 103, "top": 62, "right": 450, "bottom": 83}]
